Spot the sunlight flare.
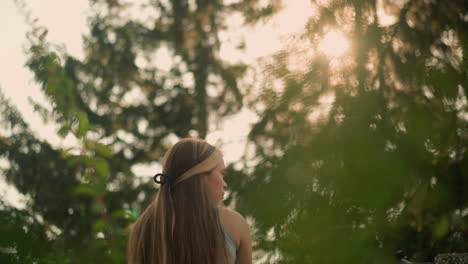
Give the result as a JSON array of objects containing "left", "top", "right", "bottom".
[{"left": 318, "top": 30, "right": 349, "bottom": 57}]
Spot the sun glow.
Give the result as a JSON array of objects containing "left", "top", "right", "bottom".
[{"left": 318, "top": 30, "right": 349, "bottom": 57}]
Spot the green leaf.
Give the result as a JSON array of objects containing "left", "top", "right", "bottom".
[
  {"left": 93, "top": 219, "right": 108, "bottom": 232},
  {"left": 58, "top": 125, "right": 70, "bottom": 138},
  {"left": 94, "top": 143, "right": 113, "bottom": 158},
  {"left": 66, "top": 155, "right": 84, "bottom": 167},
  {"left": 92, "top": 158, "right": 110, "bottom": 178},
  {"left": 91, "top": 202, "right": 106, "bottom": 215},
  {"left": 76, "top": 111, "right": 89, "bottom": 138},
  {"left": 74, "top": 184, "right": 97, "bottom": 197},
  {"left": 433, "top": 217, "right": 449, "bottom": 239},
  {"left": 111, "top": 209, "right": 131, "bottom": 220},
  {"left": 130, "top": 208, "right": 140, "bottom": 220}
]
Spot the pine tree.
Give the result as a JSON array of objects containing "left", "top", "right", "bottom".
[
  {"left": 0, "top": 0, "right": 281, "bottom": 262},
  {"left": 238, "top": 1, "right": 468, "bottom": 263}
]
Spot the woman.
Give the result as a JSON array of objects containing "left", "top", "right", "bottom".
[{"left": 127, "top": 138, "right": 252, "bottom": 264}]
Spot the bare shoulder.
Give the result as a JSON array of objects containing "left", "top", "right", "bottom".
[
  {"left": 219, "top": 207, "right": 252, "bottom": 264},
  {"left": 218, "top": 206, "right": 251, "bottom": 246},
  {"left": 219, "top": 206, "right": 248, "bottom": 228},
  {"left": 219, "top": 206, "right": 243, "bottom": 219}
]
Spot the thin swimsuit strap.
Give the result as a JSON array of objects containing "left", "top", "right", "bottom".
[{"left": 217, "top": 206, "right": 238, "bottom": 263}]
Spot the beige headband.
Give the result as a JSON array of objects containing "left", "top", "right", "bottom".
[{"left": 171, "top": 149, "right": 223, "bottom": 185}]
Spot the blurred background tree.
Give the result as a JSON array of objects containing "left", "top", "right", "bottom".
[
  {"left": 1, "top": 0, "right": 468, "bottom": 263},
  {"left": 232, "top": 0, "right": 468, "bottom": 263},
  {"left": 0, "top": 0, "right": 280, "bottom": 262}
]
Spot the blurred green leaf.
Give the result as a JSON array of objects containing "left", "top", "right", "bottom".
[
  {"left": 74, "top": 184, "right": 97, "bottom": 198},
  {"left": 95, "top": 143, "right": 113, "bottom": 158},
  {"left": 76, "top": 111, "right": 89, "bottom": 138},
  {"left": 92, "top": 158, "right": 110, "bottom": 178},
  {"left": 433, "top": 216, "right": 449, "bottom": 239},
  {"left": 57, "top": 125, "right": 70, "bottom": 138},
  {"left": 93, "top": 219, "right": 108, "bottom": 232}
]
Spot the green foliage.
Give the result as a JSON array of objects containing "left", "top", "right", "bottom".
[
  {"left": 3, "top": 0, "right": 467, "bottom": 263},
  {"left": 1, "top": 0, "right": 281, "bottom": 263},
  {"left": 233, "top": 0, "right": 468, "bottom": 263},
  {"left": 0, "top": 201, "right": 49, "bottom": 264}
]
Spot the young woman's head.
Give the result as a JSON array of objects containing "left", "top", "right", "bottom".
[
  {"left": 127, "top": 138, "right": 229, "bottom": 264},
  {"left": 162, "top": 138, "right": 227, "bottom": 204}
]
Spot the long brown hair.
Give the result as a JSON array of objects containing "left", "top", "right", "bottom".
[{"left": 127, "top": 138, "right": 229, "bottom": 264}]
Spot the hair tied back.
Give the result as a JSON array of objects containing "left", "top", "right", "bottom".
[{"left": 153, "top": 173, "right": 170, "bottom": 185}]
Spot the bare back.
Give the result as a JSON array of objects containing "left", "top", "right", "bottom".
[{"left": 218, "top": 206, "right": 252, "bottom": 264}]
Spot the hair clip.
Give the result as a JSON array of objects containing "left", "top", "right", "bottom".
[{"left": 153, "top": 173, "right": 170, "bottom": 184}]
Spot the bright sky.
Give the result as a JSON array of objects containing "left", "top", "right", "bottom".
[
  {"left": 1, "top": 0, "right": 90, "bottom": 208},
  {"left": 0, "top": 0, "right": 316, "bottom": 208},
  {"left": 0, "top": 0, "right": 398, "bottom": 213},
  {"left": 0, "top": 12, "right": 404, "bottom": 264}
]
